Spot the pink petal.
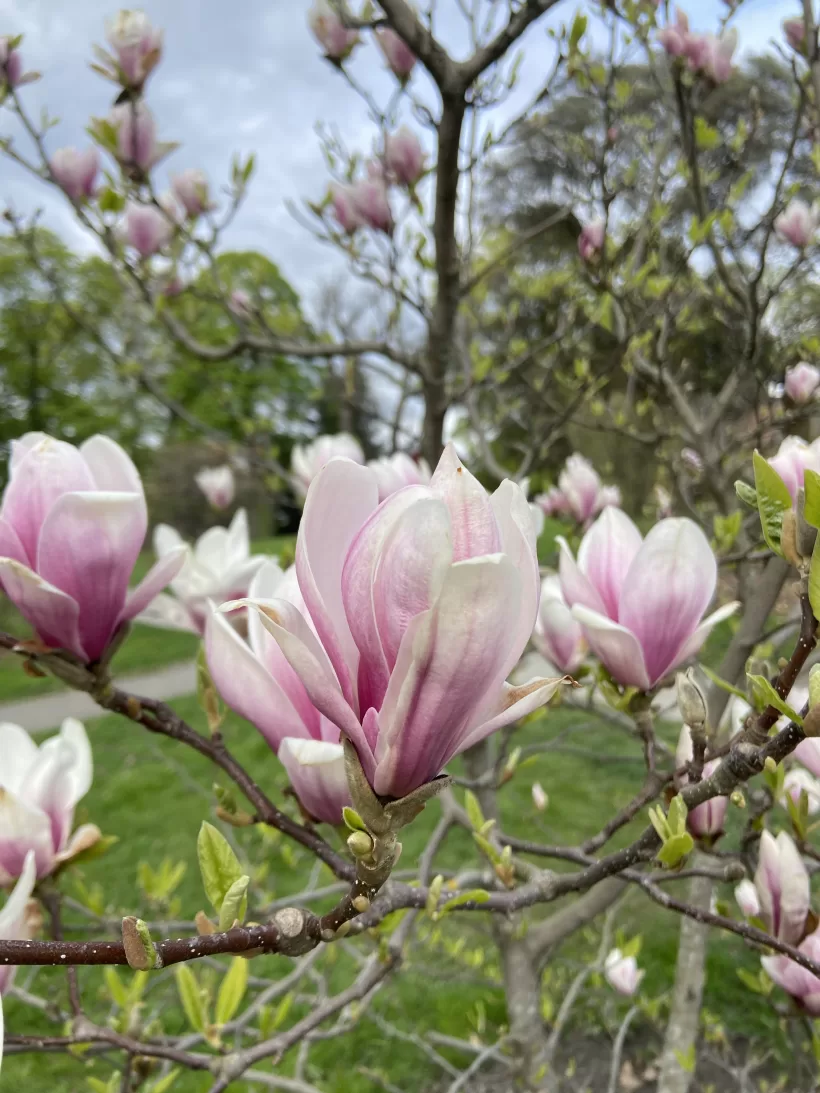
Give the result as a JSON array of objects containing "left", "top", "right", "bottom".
[
  {"left": 0, "top": 850, "right": 37, "bottom": 936},
  {"left": 778, "top": 831, "right": 810, "bottom": 944},
  {"left": 490, "top": 480, "right": 541, "bottom": 678},
  {"left": 0, "top": 559, "right": 84, "bottom": 659},
  {"left": 0, "top": 518, "right": 30, "bottom": 567},
  {"left": 456, "top": 676, "right": 568, "bottom": 753},
  {"left": 278, "top": 737, "right": 349, "bottom": 825},
  {"left": 123, "top": 544, "right": 188, "bottom": 619},
  {"left": 571, "top": 606, "right": 651, "bottom": 690},
  {"left": 0, "top": 790, "right": 54, "bottom": 882},
  {"left": 22, "top": 733, "right": 77, "bottom": 854},
  {"left": 795, "top": 738, "right": 820, "bottom": 778},
  {"left": 430, "top": 444, "right": 501, "bottom": 561},
  {"left": 755, "top": 829, "right": 781, "bottom": 931},
  {"left": 80, "top": 435, "right": 145, "bottom": 496},
  {"left": 577, "top": 508, "right": 643, "bottom": 619},
  {"left": 0, "top": 722, "right": 39, "bottom": 795},
  {"left": 136, "top": 592, "right": 199, "bottom": 633},
  {"left": 672, "top": 601, "right": 740, "bottom": 667},
  {"left": 558, "top": 537, "right": 607, "bottom": 616}
]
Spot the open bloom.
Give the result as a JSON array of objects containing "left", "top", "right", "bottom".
[
  {"left": 292, "top": 434, "right": 365, "bottom": 500},
  {"left": 578, "top": 218, "right": 605, "bottom": 261},
  {"left": 367, "top": 452, "right": 431, "bottom": 502},
  {"left": 675, "top": 725, "right": 728, "bottom": 837},
  {"left": 214, "top": 446, "right": 565, "bottom": 799},
  {"left": 105, "top": 9, "right": 163, "bottom": 88},
  {"left": 196, "top": 465, "right": 235, "bottom": 510},
  {"left": 604, "top": 949, "right": 644, "bottom": 996},
  {"left": 782, "top": 768, "right": 820, "bottom": 816},
  {"left": 698, "top": 29, "right": 737, "bottom": 82},
  {"left": 138, "top": 509, "right": 266, "bottom": 634},
  {"left": 532, "top": 576, "right": 586, "bottom": 675},
  {"left": 171, "top": 168, "right": 212, "bottom": 217},
  {"left": 767, "top": 436, "right": 820, "bottom": 501},
  {"left": 784, "top": 362, "right": 820, "bottom": 404},
  {"left": 0, "top": 433, "right": 185, "bottom": 662},
  {"left": 375, "top": 27, "right": 416, "bottom": 80},
  {"left": 109, "top": 101, "right": 161, "bottom": 172},
  {"left": 120, "top": 202, "right": 173, "bottom": 257},
  {"left": 755, "top": 829, "right": 810, "bottom": 944},
  {"left": 0, "top": 720, "right": 98, "bottom": 882},
  {"left": 50, "top": 147, "right": 99, "bottom": 202},
  {"left": 762, "top": 928, "right": 820, "bottom": 1014},
  {"left": 559, "top": 509, "right": 736, "bottom": 690},
  {"left": 735, "top": 878, "right": 760, "bottom": 918},
  {"left": 279, "top": 738, "right": 349, "bottom": 824},
  {"left": 308, "top": 0, "right": 359, "bottom": 59},
  {"left": 385, "top": 127, "right": 425, "bottom": 186},
  {"left": 795, "top": 736, "right": 820, "bottom": 777},
  {"left": 775, "top": 199, "right": 818, "bottom": 248}
]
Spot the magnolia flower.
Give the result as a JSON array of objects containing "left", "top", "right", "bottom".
[
  {"left": 735, "top": 878, "right": 761, "bottom": 919},
  {"left": 279, "top": 737, "right": 349, "bottom": 824},
  {"left": 0, "top": 433, "right": 185, "bottom": 662},
  {"left": 532, "top": 782, "right": 548, "bottom": 811},
  {"left": 214, "top": 446, "right": 565, "bottom": 799},
  {"left": 109, "top": 101, "right": 160, "bottom": 172},
  {"left": 676, "top": 725, "right": 728, "bottom": 837},
  {"left": 783, "top": 17, "right": 806, "bottom": 52},
  {"left": 559, "top": 509, "right": 737, "bottom": 690},
  {"left": 775, "top": 199, "right": 818, "bottom": 248},
  {"left": 578, "top": 218, "right": 605, "bottom": 261},
  {"left": 138, "top": 509, "right": 266, "bottom": 634},
  {"left": 292, "top": 434, "right": 365, "bottom": 500},
  {"left": 795, "top": 736, "right": 820, "bottom": 777},
  {"left": 762, "top": 928, "right": 820, "bottom": 1013},
  {"left": 196, "top": 465, "right": 235, "bottom": 510},
  {"left": 308, "top": 0, "right": 359, "bottom": 60},
  {"left": 784, "top": 362, "right": 820, "bottom": 404},
  {"left": 782, "top": 768, "right": 820, "bottom": 815},
  {"left": 351, "top": 178, "right": 393, "bottom": 233},
  {"left": 535, "top": 486, "right": 571, "bottom": 519},
  {"left": 367, "top": 452, "right": 432, "bottom": 502},
  {"left": 375, "top": 27, "right": 416, "bottom": 80},
  {"left": 559, "top": 454, "right": 605, "bottom": 521},
  {"left": 50, "top": 147, "right": 99, "bottom": 202},
  {"left": 171, "top": 168, "right": 212, "bottom": 217},
  {"left": 657, "top": 7, "right": 693, "bottom": 56},
  {"left": 767, "top": 436, "right": 820, "bottom": 501},
  {"left": 0, "top": 719, "right": 98, "bottom": 882},
  {"left": 120, "top": 202, "right": 173, "bottom": 257},
  {"left": 532, "top": 575, "right": 586, "bottom": 675},
  {"left": 0, "top": 849, "right": 37, "bottom": 1072},
  {"left": 105, "top": 9, "right": 163, "bottom": 88},
  {"left": 0, "top": 36, "right": 23, "bottom": 87},
  {"left": 604, "top": 949, "right": 644, "bottom": 996},
  {"left": 755, "top": 829, "right": 810, "bottom": 944},
  {"left": 698, "top": 29, "right": 737, "bottom": 83},
  {"left": 385, "top": 127, "right": 425, "bottom": 186}
]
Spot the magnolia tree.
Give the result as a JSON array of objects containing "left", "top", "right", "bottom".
[{"left": 4, "top": 3, "right": 820, "bottom": 1093}]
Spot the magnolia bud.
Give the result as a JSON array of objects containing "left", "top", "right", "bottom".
[
  {"left": 803, "top": 701, "right": 820, "bottom": 738},
  {"left": 677, "top": 668, "right": 707, "bottom": 728},
  {"left": 347, "top": 830, "right": 374, "bottom": 859},
  {"left": 730, "top": 789, "right": 746, "bottom": 809},
  {"left": 764, "top": 756, "right": 778, "bottom": 774}
]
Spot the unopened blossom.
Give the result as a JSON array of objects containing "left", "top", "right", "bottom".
[
  {"left": 331, "top": 183, "right": 365, "bottom": 234},
  {"left": 0, "top": 37, "right": 35, "bottom": 88},
  {"left": 735, "top": 878, "right": 761, "bottom": 919},
  {"left": 578, "top": 218, "right": 605, "bottom": 261},
  {"left": 171, "top": 168, "right": 212, "bottom": 217},
  {"left": 783, "top": 17, "right": 806, "bottom": 52},
  {"left": 121, "top": 201, "right": 173, "bottom": 257},
  {"left": 214, "top": 446, "right": 566, "bottom": 799},
  {"left": 0, "top": 433, "right": 185, "bottom": 662},
  {"left": 698, "top": 29, "right": 737, "bottom": 83},
  {"left": 782, "top": 768, "right": 820, "bottom": 815},
  {"left": 604, "top": 949, "right": 644, "bottom": 996},
  {"left": 784, "top": 362, "right": 820, "bottom": 404},
  {"left": 795, "top": 736, "right": 820, "bottom": 777},
  {"left": 519, "top": 478, "right": 546, "bottom": 538},
  {"left": 0, "top": 720, "right": 98, "bottom": 882},
  {"left": 775, "top": 199, "right": 818, "bottom": 248},
  {"left": 385, "top": 126, "right": 425, "bottom": 186},
  {"left": 560, "top": 508, "right": 737, "bottom": 690},
  {"left": 375, "top": 27, "right": 416, "bottom": 80},
  {"left": 351, "top": 178, "right": 393, "bottom": 233},
  {"left": 676, "top": 725, "right": 728, "bottom": 837},
  {"left": 279, "top": 737, "right": 349, "bottom": 824},
  {"left": 559, "top": 453, "right": 621, "bottom": 524},
  {"left": 367, "top": 452, "right": 432, "bottom": 502},
  {"left": 755, "top": 829, "right": 810, "bottom": 944},
  {"left": 762, "top": 928, "right": 820, "bottom": 1013},
  {"left": 308, "top": 0, "right": 359, "bottom": 60},
  {"left": 50, "top": 147, "right": 99, "bottom": 202},
  {"left": 196, "top": 465, "right": 235, "bottom": 510},
  {"left": 292, "top": 434, "right": 365, "bottom": 500},
  {"left": 767, "top": 436, "right": 820, "bottom": 501},
  {"left": 109, "top": 102, "right": 160, "bottom": 172},
  {"left": 532, "top": 782, "right": 548, "bottom": 811},
  {"left": 0, "top": 849, "right": 37, "bottom": 1071},
  {"left": 657, "top": 8, "right": 695, "bottom": 57},
  {"left": 532, "top": 575, "right": 586, "bottom": 675},
  {"left": 105, "top": 9, "right": 163, "bottom": 89},
  {"left": 138, "top": 509, "right": 266, "bottom": 634}
]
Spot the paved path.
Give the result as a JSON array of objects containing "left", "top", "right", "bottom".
[{"left": 0, "top": 660, "right": 197, "bottom": 733}]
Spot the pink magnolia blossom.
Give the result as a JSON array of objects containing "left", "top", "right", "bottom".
[
  {"left": 578, "top": 218, "right": 605, "bottom": 261},
  {"left": 279, "top": 738, "right": 350, "bottom": 825},
  {"left": 560, "top": 453, "right": 619, "bottom": 523},
  {"left": 50, "top": 147, "right": 99, "bottom": 202},
  {"left": 535, "top": 486, "right": 571, "bottom": 518},
  {"left": 292, "top": 434, "right": 365, "bottom": 501},
  {"left": 698, "top": 29, "right": 737, "bottom": 83},
  {"left": 385, "top": 126, "right": 425, "bottom": 186},
  {"left": 138, "top": 509, "right": 266, "bottom": 634},
  {"left": 767, "top": 435, "right": 820, "bottom": 501},
  {"left": 775, "top": 198, "right": 818, "bottom": 248},
  {"left": 0, "top": 719, "right": 98, "bottom": 883},
  {"left": 676, "top": 725, "right": 728, "bottom": 837},
  {"left": 782, "top": 768, "right": 820, "bottom": 815},
  {"left": 783, "top": 17, "right": 806, "bottom": 52},
  {"left": 604, "top": 949, "right": 644, "bottom": 996},
  {"left": 308, "top": 0, "right": 359, "bottom": 60},
  {"left": 196, "top": 465, "right": 235, "bottom": 510},
  {"left": 351, "top": 178, "right": 393, "bottom": 233},
  {"left": 367, "top": 452, "right": 432, "bottom": 502},
  {"left": 657, "top": 8, "right": 693, "bottom": 56},
  {"left": 0, "top": 432, "right": 185, "bottom": 662},
  {"left": 120, "top": 201, "right": 173, "bottom": 257},
  {"left": 331, "top": 183, "right": 365, "bottom": 234},
  {"left": 109, "top": 101, "right": 160, "bottom": 172},
  {"left": 105, "top": 9, "right": 163, "bottom": 89},
  {"left": 213, "top": 446, "right": 566, "bottom": 799},
  {"left": 735, "top": 878, "right": 760, "bottom": 918},
  {"left": 755, "top": 829, "right": 810, "bottom": 944},
  {"left": 762, "top": 928, "right": 820, "bottom": 1013},
  {"left": 0, "top": 36, "right": 27, "bottom": 88},
  {"left": 0, "top": 851, "right": 37, "bottom": 999},
  {"left": 171, "top": 168, "right": 212, "bottom": 217},
  {"left": 795, "top": 736, "right": 820, "bottom": 777},
  {"left": 559, "top": 509, "right": 737, "bottom": 690},
  {"left": 532, "top": 575, "right": 586, "bottom": 675},
  {"left": 375, "top": 27, "right": 416, "bottom": 80},
  {"left": 784, "top": 362, "right": 820, "bottom": 404}
]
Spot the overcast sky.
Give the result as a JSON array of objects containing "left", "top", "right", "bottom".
[{"left": 0, "top": 0, "right": 801, "bottom": 320}]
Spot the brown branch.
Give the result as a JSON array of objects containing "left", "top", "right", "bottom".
[{"left": 457, "top": 0, "right": 563, "bottom": 87}]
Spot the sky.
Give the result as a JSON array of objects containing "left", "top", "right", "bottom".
[{"left": 0, "top": 0, "right": 803, "bottom": 323}]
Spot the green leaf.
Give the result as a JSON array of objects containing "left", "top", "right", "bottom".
[
  {"left": 150, "top": 1070, "right": 180, "bottom": 1093},
  {"left": 674, "top": 1044, "right": 696, "bottom": 1073},
  {"left": 735, "top": 480, "right": 758, "bottom": 508},
  {"left": 215, "top": 957, "right": 248, "bottom": 1025},
  {"left": 809, "top": 530, "right": 820, "bottom": 623},
  {"left": 218, "top": 874, "right": 249, "bottom": 930},
  {"left": 747, "top": 674, "right": 804, "bottom": 726},
  {"left": 621, "top": 935, "right": 642, "bottom": 959},
  {"left": 753, "top": 450, "right": 792, "bottom": 556},
  {"left": 700, "top": 665, "right": 748, "bottom": 702},
  {"left": 438, "top": 889, "right": 491, "bottom": 916},
  {"left": 656, "top": 831, "right": 694, "bottom": 868},
  {"left": 667, "top": 794, "right": 688, "bottom": 835},
  {"left": 713, "top": 511, "right": 742, "bottom": 552},
  {"left": 472, "top": 832, "right": 501, "bottom": 864},
  {"left": 174, "top": 965, "right": 208, "bottom": 1034},
  {"left": 569, "top": 11, "right": 587, "bottom": 50},
  {"left": 197, "top": 822, "right": 242, "bottom": 915},
  {"left": 342, "top": 807, "right": 367, "bottom": 832},
  {"left": 648, "top": 805, "right": 670, "bottom": 842},
  {"left": 103, "top": 966, "right": 128, "bottom": 1009},
  {"left": 804, "top": 470, "right": 820, "bottom": 529},
  {"left": 464, "top": 790, "right": 484, "bottom": 832},
  {"left": 97, "top": 187, "right": 125, "bottom": 214},
  {"left": 694, "top": 117, "right": 720, "bottom": 151}
]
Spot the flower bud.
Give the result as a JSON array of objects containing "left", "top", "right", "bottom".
[
  {"left": 578, "top": 218, "right": 605, "bottom": 262},
  {"left": 308, "top": 0, "right": 360, "bottom": 60},
  {"left": 783, "top": 17, "right": 806, "bottom": 53},
  {"left": 604, "top": 948, "right": 644, "bottom": 996},
  {"left": 785, "top": 362, "right": 820, "bottom": 405},
  {"left": 385, "top": 126, "right": 425, "bottom": 186},
  {"left": 171, "top": 168, "right": 212, "bottom": 218},
  {"left": 195, "top": 465, "right": 235, "bottom": 510},
  {"left": 110, "top": 102, "right": 160, "bottom": 173},
  {"left": 775, "top": 198, "right": 818, "bottom": 249},
  {"left": 0, "top": 36, "right": 31, "bottom": 89},
  {"left": 50, "top": 147, "right": 99, "bottom": 202},
  {"left": 347, "top": 830, "right": 374, "bottom": 859},
  {"left": 676, "top": 668, "right": 707, "bottom": 728},
  {"left": 120, "top": 201, "right": 173, "bottom": 257},
  {"left": 105, "top": 9, "right": 163, "bottom": 89},
  {"left": 375, "top": 27, "right": 416, "bottom": 80},
  {"left": 350, "top": 178, "right": 393, "bottom": 234},
  {"left": 735, "top": 878, "right": 760, "bottom": 918},
  {"left": 331, "top": 183, "right": 365, "bottom": 234}
]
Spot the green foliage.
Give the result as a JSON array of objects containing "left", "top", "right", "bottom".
[
  {"left": 752, "top": 451, "right": 792, "bottom": 556},
  {"left": 174, "top": 964, "right": 208, "bottom": 1035},
  {"left": 746, "top": 673, "right": 804, "bottom": 725},
  {"left": 215, "top": 958, "right": 249, "bottom": 1026},
  {"left": 197, "top": 822, "right": 243, "bottom": 916}
]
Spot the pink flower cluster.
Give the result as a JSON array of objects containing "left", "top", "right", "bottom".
[
  {"left": 657, "top": 9, "right": 737, "bottom": 84},
  {"left": 535, "top": 453, "right": 621, "bottom": 526},
  {"left": 331, "top": 128, "right": 425, "bottom": 235}
]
